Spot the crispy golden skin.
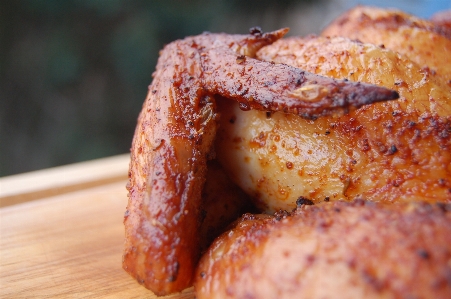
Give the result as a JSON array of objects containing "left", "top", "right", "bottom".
[
  {"left": 216, "top": 35, "right": 451, "bottom": 213},
  {"left": 123, "top": 29, "right": 397, "bottom": 295},
  {"left": 321, "top": 6, "right": 451, "bottom": 81},
  {"left": 195, "top": 201, "right": 451, "bottom": 299}
]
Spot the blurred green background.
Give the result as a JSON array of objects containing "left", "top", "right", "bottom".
[{"left": 1, "top": 0, "right": 449, "bottom": 176}]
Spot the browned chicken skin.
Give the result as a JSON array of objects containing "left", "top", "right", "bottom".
[
  {"left": 195, "top": 201, "right": 451, "bottom": 299},
  {"left": 322, "top": 6, "right": 451, "bottom": 81},
  {"left": 122, "top": 28, "right": 398, "bottom": 295},
  {"left": 199, "top": 160, "right": 256, "bottom": 253}
]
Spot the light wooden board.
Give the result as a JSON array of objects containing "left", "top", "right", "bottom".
[
  {"left": 0, "top": 155, "right": 195, "bottom": 298},
  {"left": 0, "top": 154, "right": 131, "bottom": 207}
]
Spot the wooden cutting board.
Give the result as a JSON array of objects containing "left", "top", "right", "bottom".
[{"left": 0, "top": 155, "right": 195, "bottom": 298}]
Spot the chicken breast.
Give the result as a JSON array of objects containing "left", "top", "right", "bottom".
[
  {"left": 195, "top": 200, "right": 451, "bottom": 299},
  {"left": 321, "top": 6, "right": 451, "bottom": 82},
  {"left": 215, "top": 35, "right": 451, "bottom": 213}
]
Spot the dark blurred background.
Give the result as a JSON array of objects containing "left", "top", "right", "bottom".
[{"left": 1, "top": 0, "right": 450, "bottom": 176}]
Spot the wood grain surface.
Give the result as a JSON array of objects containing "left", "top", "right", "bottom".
[
  {"left": 0, "top": 155, "right": 195, "bottom": 298},
  {"left": 0, "top": 155, "right": 131, "bottom": 207}
]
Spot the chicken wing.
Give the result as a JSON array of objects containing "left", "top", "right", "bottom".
[
  {"left": 216, "top": 35, "right": 451, "bottom": 213},
  {"left": 195, "top": 200, "right": 451, "bottom": 299},
  {"left": 122, "top": 29, "right": 397, "bottom": 295}
]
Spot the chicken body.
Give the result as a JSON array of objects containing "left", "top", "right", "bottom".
[
  {"left": 195, "top": 201, "right": 451, "bottom": 299},
  {"left": 216, "top": 35, "right": 451, "bottom": 213},
  {"left": 123, "top": 28, "right": 397, "bottom": 295},
  {"left": 124, "top": 6, "right": 451, "bottom": 297}
]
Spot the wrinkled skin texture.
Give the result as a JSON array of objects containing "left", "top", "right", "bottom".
[
  {"left": 122, "top": 29, "right": 398, "bottom": 295},
  {"left": 216, "top": 35, "right": 451, "bottom": 213},
  {"left": 195, "top": 201, "right": 451, "bottom": 299},
  {"left": 322, "top": 5, "right": 451, "bottom": 82}
]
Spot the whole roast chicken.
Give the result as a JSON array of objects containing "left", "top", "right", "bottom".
[{"left": 122, "top": 6, "right": 451, "bottom": 298}]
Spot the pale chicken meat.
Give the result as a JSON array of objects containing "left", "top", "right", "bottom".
[
  {"left": 122, "top": 28, "right": 397, "bottom": 295},
  {"left": 195, "top": 200, "right": 451, "bottom": 299},
  {"left": 216, "top": 35, "right": 451, "bottom": 213}
]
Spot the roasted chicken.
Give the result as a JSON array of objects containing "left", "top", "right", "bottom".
[
  {"left": 122, "top": 28, "right": 397, "bottom": 295},
  {"left": 195, "top": 200, "right": 451, "bottom": 299},
  {"left": 123, "top": 6, "right": 451, "bottom": 298}
]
